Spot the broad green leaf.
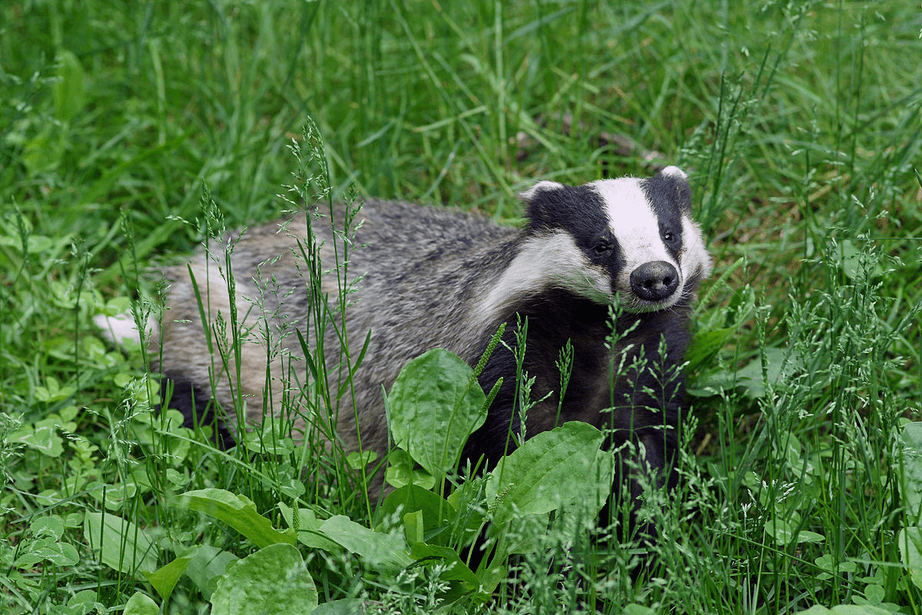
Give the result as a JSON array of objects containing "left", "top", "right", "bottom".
[
  {"left": 409, "top": 542, "right": 481, "bottom": 589},
  {"left": 385, "top": 449, "right": 436, "bottom": 489},
  {"left": 900, "top": 422, "right": 922, "bottom": 524},
  {"left": 898, "top": 527, "right": 922, "bottom": 590},
  {"left": 22, "top": 127, "right": 66, "bottom": 174},
  {"left": 839, "top": 239, "right": 883, "bottom": 280},
  {"left": 311, "top": 599, "right": 367, "bottom": 615},
  {"left": 404, "top": 509, "right": 425, "bottom": 545},
  {"left": 277, "top": 503, "right": 339, "bottom": 552},
  {"left": 83, "top": 511, "right": 158, "bottom": 576},
  {"left": 144, "top": 556, "right": 192, "bottom": 602},
  {"left": 210, "top": 544, "right": 317, "bottom": 615},
  {"left": 346, "top": 449, "right": 377, "bottom": 471},
  {"left": 65, "top": 590, "right": 103, "bottom": 613},
  {"left": 580, "top": 448, "right": 617, "bottom": 515},
  {"left": 794, "top": 530, "right": 825, "bottom": 544},
  {"left": 378, "top": 484, "right": 460, "bottom": 547},
  {"left": 863, "top": 584, "right": 885, "bottom": 605},
  {"left": 0, "top": 232, "right": 55, "bottom": 253},
  {"left": 388, "top": 348, "right": 488, "bottom": 480},
  {"left": 814, "top": 553, "right": 856, "bottom": 576},
  {"left": 13, "top": 538, "right": 80, "bottom": 568},
  {"left": 53, "top": 49, "right": 86, "bottom": 123},
  {"left": 243, "top": 430, "right": 294, "bottom": 456},
  {"left": 177, "top": 488, "right": 296, "bottom": 547},
  {"left": 84, "top": 480, "right": 138, "bottom": 511},
  {"left": 794, "top": 606, "right": 894, "bottom": 615},
  {"left": 764, "top": 517, "right": 795, "bottom": 545},
  {"left": 30, "top": 515, "right": 65, "bottom": 540},
  {"left": 44, "top": 541, "right": 80, "bottom": 566},
  {"left": 486, "top": 421, "right": 606, "bottom": 526},
  {"left": 123, "top": 592, "right": 159, "bottom": 615},
  {"left": 736, "top": 347, "right": 796, "bottom": 399},
  {"left": 684, "top": 326, "right": 733, "bottom": 374},
  {"left": 35, "top": 376, "right": 77, "bottom": 402},
  {"left": 316, "top": 515, "right": 413, "bottom": 570},
  {"left": 184, "top": 546, "right": 238, "bottom": 601},
  {"left": 13, "top": 424, "right": 64, "bottom": 458}
]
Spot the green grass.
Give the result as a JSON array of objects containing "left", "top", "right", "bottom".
[{"left": 2, "top": 0, "right": 922, "bottom": 613}]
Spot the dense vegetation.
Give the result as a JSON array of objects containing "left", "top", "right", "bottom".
[{"left": 1, "top": 1, "right": 920, "bottom": 613}]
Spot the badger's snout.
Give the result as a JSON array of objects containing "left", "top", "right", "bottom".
[{"left": 630, "top": 260, "right": 679, "bottom": 302}]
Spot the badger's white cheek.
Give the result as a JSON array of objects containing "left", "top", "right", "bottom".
[
  {"left": 473, "top": 232, "right": 612, "bottom": 325},
  {"left": 544, "top": 246, "right": 611, "bottom": 304},
  {"left": 680, "top": 217, "right": 713, "bottom": 280}
]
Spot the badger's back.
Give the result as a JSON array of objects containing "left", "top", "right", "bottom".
[{"left": 156, "top": 200, "right": 519, "bottom": 454}]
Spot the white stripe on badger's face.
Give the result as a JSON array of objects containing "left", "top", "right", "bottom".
[
  {"left": 589, "top": 178, "right": 683, "bottom": 310},
  {"left": 680, "top": 215, "right": 712, "bottom": 283},
  {"left": 471, "top": 230, "right": 611, "bottom": 329}
]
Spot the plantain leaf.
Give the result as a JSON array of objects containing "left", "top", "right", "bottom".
[
  {"left": 899, "top": 527, "right": 922, "bottom": 591},
  {"left": 794, "top": 605, "right": 895, "bottom": 615},
  {"left": 486, "top": 421, "right": 606, "bottom": 527},
  {"left": 83, "top": 511, "right": 158, "bottom": 577},
  {"left": 123, "top": 592, "right": 159, "bottom": 615},
  {"left": 210, "top": 544, "right": 317, "bottom": 615},
  {"left": 177, "top": 488, "right": 296, "bottom": 548},
  {"left": 144, "top": 556, "right": 192, "bottom": 602},
  {"left": 388, "top": 348, "right": 488, "bottom": 481},
  {"left": 316, "top": 515, "right": 413, "bottom": 570},
  {"left": 53, "top": 49, "right": 86, "bottom": 122},
  {"left": 900, "top": 422, "right": 922, "bottom": 525}
]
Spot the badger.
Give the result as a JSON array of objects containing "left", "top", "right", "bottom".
[{"left": 100, "top": 166, "right": 711, "bottom": 521}]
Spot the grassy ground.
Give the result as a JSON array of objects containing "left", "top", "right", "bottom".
[{"left": 2, "top": 0, "right": 921, "bottom": 613}]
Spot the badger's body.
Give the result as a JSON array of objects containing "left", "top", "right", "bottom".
[{"left": 141, "top": 166, "right": 711, "bottom": 506}]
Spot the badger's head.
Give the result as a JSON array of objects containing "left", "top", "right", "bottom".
[{"left": 510, "top": 166, "right": 712, "bottom": 313}]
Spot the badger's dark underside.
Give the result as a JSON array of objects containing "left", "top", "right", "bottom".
[
  {"left": 465, "top": 288, "right": 689, "bottom": 532},
  {"left": 162, "top": 376, "right": 237, "bottom": 448}
]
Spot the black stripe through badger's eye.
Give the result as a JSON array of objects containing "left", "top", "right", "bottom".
[
  {"left": 592, "top": 241, "right": 612, "bottom": 257},
  {"left": 661, "top": 229, "right": 679, "bottom": 246}
]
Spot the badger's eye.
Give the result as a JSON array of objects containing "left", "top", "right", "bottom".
[
  {"left": 662, "top": 230, "right": 677, "bottom": 244},
  {"left": 592, "top": 241, "right": 612, "bottom": 256}
]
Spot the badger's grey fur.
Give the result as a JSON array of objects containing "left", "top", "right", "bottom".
[{"left": 105, "top": 166, "right": 710, "bottom": 514}]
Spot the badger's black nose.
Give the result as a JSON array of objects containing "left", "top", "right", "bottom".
[{"left": 630, "top": 261, "right": 679, "bottom": 301}]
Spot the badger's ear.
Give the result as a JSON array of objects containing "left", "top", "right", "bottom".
[
  {"left": 519, "top": 180, "right": 565, "bottom": 203},
  {"left": 659, "top": 166, "right": 687, "bottom": 181}
]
